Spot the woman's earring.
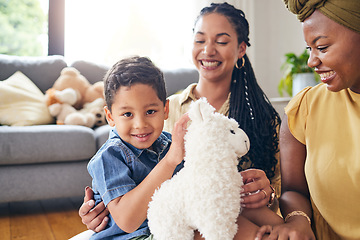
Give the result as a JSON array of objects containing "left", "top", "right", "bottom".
[{"left": 235, "top": 57, "right": 245, "bottom": 69}]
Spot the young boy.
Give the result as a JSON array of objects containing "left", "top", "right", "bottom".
[{"left": 87, "top": 56, "right": 189, "bottom": 239}]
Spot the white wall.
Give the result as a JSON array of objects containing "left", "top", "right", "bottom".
[{"left": 249, "top": 0, "right": 306, "bottom": 99}]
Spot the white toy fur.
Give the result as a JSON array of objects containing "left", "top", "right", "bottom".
[{"left": 148, "top": 98, "right": 250, "bottom": 240}]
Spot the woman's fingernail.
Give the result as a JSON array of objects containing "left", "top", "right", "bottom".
[{"left": 88, "top": 200, "right": 95, "bottom": 207}]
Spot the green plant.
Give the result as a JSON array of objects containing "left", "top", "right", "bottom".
[{"left": 278, "top": 49, "right": 319, "bottom": 97}]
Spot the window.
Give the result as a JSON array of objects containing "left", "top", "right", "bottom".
[
  {"left": 65, "top": 0, "right": 200, "bottom": 69},
  {"left": 0, "top": 0, "right": 48, "bottom": 56},
  {"left": 3, "top": 1, "right": 238, "bottom": 69}
]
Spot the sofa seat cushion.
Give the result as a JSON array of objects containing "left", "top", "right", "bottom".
[{"left": 0, "top": 125, "right": 97, "bottom": 165}]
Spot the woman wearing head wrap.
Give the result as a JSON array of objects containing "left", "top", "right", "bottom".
[{"left": 255, "top": 0, "right": 360, "bottom": 239}]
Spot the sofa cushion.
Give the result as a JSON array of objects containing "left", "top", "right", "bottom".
[
  {"left": 0, "top": 54, "right": 67, "bottom": 93},
  {"left": 163, "top": 68, "right": 198, "bottom": 97},
  {"left": 0, "top": 125, "right": 97, "bottom": 165},
  {"left": 0, "top": 71, "right": 54, "bottom": 126},
  {"left": 70, "top": 60, "right": 109, "bottom": 85}
]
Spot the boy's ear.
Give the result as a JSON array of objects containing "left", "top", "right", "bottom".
[
  {"left": 104, "top": 106, "right": 115, "bottom": 127},
  {"left": 164, "top": 100, "right": 170, "bottom": 120}
]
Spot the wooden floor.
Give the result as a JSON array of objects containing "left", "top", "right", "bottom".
[{"left": 0, "top": 197, "right": 88, "bottom": 240}]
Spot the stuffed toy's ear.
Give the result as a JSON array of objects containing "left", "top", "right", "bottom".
[{"left": 189, "top": 98, "right": 215, "bottom": 123}]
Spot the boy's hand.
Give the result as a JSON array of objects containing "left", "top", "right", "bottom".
[{"left": 166, "top": 113, "right": 190, "bottom": 167}]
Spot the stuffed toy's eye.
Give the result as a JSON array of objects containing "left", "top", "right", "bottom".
[{"left": 230, "top": 129, "right": 235, "bottom": 134}]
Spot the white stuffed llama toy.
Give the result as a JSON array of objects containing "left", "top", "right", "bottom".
[{"left": 148, "top": 98, "right": 250, "bottom": 240}]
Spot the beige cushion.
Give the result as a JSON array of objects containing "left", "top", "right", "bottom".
[{"left": 0, "top": 71, "right": 54, "bottom": 126}]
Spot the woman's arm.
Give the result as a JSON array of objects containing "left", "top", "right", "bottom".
[
  {"left": 279, "top": 115, "right": 311, "bottom": 216},
  {"left": 257, "top": 115, "right": 315, "bottom": 239}
]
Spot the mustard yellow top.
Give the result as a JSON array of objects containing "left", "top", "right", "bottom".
[
  {"left": 164, "top": 83, "right": 281, "bottom": 196},
  {"left": 285, "top": 83, "right": 360, "bottom": 240}
]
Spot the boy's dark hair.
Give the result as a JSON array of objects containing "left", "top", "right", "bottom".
[
  {"left": 196, "top": 3, "right": 281, "bottom": 181},
  {"left": 103, "top": 56, "right": 167, "bottom": 111}
]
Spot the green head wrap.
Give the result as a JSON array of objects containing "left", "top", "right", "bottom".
[{"left": 284, "top": 0, "right": 360, "bottom": 33}]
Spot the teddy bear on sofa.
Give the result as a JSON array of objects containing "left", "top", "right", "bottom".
[
  {"left": 45, "top": 88, "right": 78, "bottom": 125},
  {"left": 64, "top": 98, "right": 107, "bottom": 128},
  {"left": 147, "top": 98, "right": 250, "bottom": 240},
  {"left": 45, "top": 67, "right": 107, "bottom": 128},
  {"left": 52, "top": 67, "right": 105, "bottom": 109}
]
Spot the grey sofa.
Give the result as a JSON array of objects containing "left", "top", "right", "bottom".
[{"left": 0, "top": 54, "right": 198, "bottom": 203}]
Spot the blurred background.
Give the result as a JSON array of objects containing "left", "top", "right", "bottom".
[{"left": 0, "top": 0, "right": 306, "bottom": 99}]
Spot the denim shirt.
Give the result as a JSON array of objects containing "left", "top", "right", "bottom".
[{"left": 88, "top": 128, "right": 183, "bottom": 240}]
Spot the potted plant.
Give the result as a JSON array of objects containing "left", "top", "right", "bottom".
[{"left": 278, "top": 49, "right": 319, "bottom": 97}]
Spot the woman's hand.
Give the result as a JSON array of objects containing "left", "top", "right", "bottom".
[
  {"left": 240, "top": 169, "right": 273, "bottom": 208},
  {"left": 78, "top": 186, "right": 110, "bottom": 232},
  {"left": 256, "top": 220, "right": 315, "bottom": 240}
]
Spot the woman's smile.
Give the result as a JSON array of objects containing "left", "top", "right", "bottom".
[
  {"left": 200, "top": 59, "right": 221, "bottom": 69},
  {"left": 317, "top": 70, "right": 336, "bottom": 84}
]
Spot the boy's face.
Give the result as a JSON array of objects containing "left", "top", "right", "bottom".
[{"left": 104, "top": 83, "right": 169, "bottom": 149}]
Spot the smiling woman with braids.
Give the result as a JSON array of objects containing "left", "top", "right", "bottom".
[
  {"left": 164, "top": 2, "right": 281, "bottom": 208},
  {"left": 76, "top": 2, "right": 283, "bottom": 239}
]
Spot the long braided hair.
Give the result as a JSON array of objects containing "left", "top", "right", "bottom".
[{"left": 197, "top": 3, "right": 281, "bottom": 181}]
